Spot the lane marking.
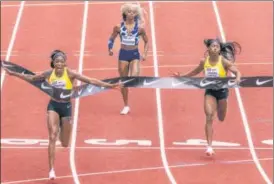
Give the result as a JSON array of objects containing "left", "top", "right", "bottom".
[
  {"left": 1, "top": 1, "right": 25, "bottom": 89},
  {"left": 212, "top": 2, "right": 272, "bottom": 184},
  {"left": 1, "top": 146, "right": 272, "bottom": 150},
  {"left": 1, "top": 1, "right": 206, "bottom": 8},
  {"left": 69, "top": 2, "right": 89, "bottom": 184},
  {"left": 1, "top": 157, "right": 272, "bottom": 184},
  {"left": 149, "top": 1, "right": 177, "bottom": 184}
]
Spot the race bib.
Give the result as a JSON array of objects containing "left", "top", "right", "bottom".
[
  {"left": 121, "top": 35, "right": 136, "bottom": 46},
  {"left": 205, "top": 68, "right": 219, "bottom": 78},
  {"left": 51, "top": 80, "right": 66, "bottom": 89}
]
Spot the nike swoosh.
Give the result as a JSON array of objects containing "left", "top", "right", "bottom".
[
  {"left": 67, "top": 105, "right": 71, "bottom": 108},
  {"left": 122, "top": 78, "right": 135, "bottom": 84},
  {"left": 200, "top": 79, "right": 216, "bottom": 87},
  {"left": 228, "top": 79, "right": 247, "bottom": 86},
  {"left": 21, "top": 70, "right": 27, "bottom": 75},
  {"left": 60, "top": 92, "right": 72, "bottom": 99},
  {"left": 256, "top": 79, "right": 273, "bottom": 86},
  {"left": 87, "top": 86, "right": 94, "bottom": 93},
  {"left": 227, "top": 79, "right": 237, "bottom": 86},
  {"left": 77, "top": 88, "right": 83, "bottom": 95},
  {"left": 171, "top": 79, "right": 190, "bottom": 87},
  {"left": 1, "top": 62, "right": 13, "bottom": 68},
  {"left": 143, "top": 79, "right": 158, "bottom": 86},
  {"left": 41, "top": 82, "right": 52, "bottom": 90}
]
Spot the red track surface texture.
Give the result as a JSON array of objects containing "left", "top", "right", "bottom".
[{"left": 1, "top": 1, "right": 272, "bottom": 184}]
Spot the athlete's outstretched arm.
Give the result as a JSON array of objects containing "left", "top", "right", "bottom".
[
  {"left": 172, "top": 59, "right": 205, "bottom": 77},
  {"left": 3, "top": 67, "right": 51, "bottom": 82},
  {"left": 68, "top": 69, "right": 122, "bottom": 89}
]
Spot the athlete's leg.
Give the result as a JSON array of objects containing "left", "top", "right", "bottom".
[
  {"left": 118, "top": 60, "right": 130, "bottom": 114},
  {"left": 217, "top": 89, "right": 229, "bottom": 122},
  {"left": 47, "top": 110, "right": 60, "bottom": 179},
  {"left": 59, "top": 117, "right": 72, "bottom": 147},
  {"left": 204, "top": 91, "right": 217, "bottom": 155},
  {"left": 129, "top": 59, "right": 140, "bottom": 76},
  {"left": 217, "top": 99, "right": 228, "bottom": 122}
]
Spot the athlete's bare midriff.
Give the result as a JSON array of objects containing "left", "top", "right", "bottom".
[{"left": 120, "top": 44, "right": 138, "bottom": 50}]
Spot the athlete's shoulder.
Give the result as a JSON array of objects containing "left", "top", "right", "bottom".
[
  {"left": 199, "top": 58, "right": 206, "bottom": 65},
  {"left": 66, "top": 68, "right": 77, "bottom": 80},
  {"left": 66, "top": 68, "right": 76, "bottom": 75},
  {"left": 114, "top": 23, "right": 121, "bottom": 30},
  {"left": 221, "top": 56, "right": 234, "bottom": 68},
  {"left": 138, "top": 25, "right": 146, "bottom": 33},
  {"left": 42, "top": 69, "right": 53, "bottom": 77}
]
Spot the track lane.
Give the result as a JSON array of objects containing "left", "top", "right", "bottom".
[
  {"left": 217, "top": 1, "right": 273, "bottom": 182},
  {"left": 0, "top": 2, "right": 21, "bottom": 59},
  {"left": 1, "top": 3, "right": 84, "bottom": 183},
  {"left": 74, "top": 3, "right": 170, "bottom": 183},
  {"left": 153, "top": 2, "right": 269, "bottom": 183}
]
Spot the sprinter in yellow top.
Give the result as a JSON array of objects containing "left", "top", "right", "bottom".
[
  {"left": 3, "top": 50, "right": 123, "bottom": 180},
  {"left": 172, "top": 38, "right": 241, "bottom": 156}
]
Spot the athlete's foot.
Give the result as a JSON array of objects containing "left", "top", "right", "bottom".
[
  {"left": 120, "top": 106, "right": 130, "bottom": 115},
  {"left": 49, "top": 169, "right": 56, "bottom": 180},
  {"left": 205, "top": 146, "right": 215, "bottom": 156}
]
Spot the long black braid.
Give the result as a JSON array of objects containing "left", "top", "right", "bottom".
[
  {"left": 204, "top": 38, "right": 241, "bottom": 62},
  {"left": 50, "top": 50, "right": 67, "bottom": 68}
]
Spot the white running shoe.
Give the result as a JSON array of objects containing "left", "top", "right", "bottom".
[
  {"left": 49, "top": 169, "right": 56, "bottom": 180},
  {"left": 120, "top": 106, "right": 130, "bottom": 115},
  {"left": 205, "top": 146, "right": 215, "bottom": 156}
]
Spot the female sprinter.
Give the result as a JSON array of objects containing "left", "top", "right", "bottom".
[
  {"left": 108, "top": 3, "right": 149, "bottom": 115},
  {"left": 3, "top": 50, "right": 122, "bottom": 179},
  {"left": 172, "top": 39, "right": 241, "bottom": 156}
]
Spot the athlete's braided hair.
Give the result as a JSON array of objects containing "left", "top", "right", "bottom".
[
  {"left": 204, "top": 38, "right": 241, "bottom": 62},
  {"left": 50, "top": 50, "right": 67, "bottom": 68}
]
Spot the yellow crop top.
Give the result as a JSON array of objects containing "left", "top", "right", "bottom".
[
  {"left": 203, "top": 56, "right": 227, "bottom": 78},
  {"left": 48, "top": 68, "right": 73, "bottom": 90}
]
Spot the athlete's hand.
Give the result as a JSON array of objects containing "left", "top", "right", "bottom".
[
  {"left": 109, "top": 49, "right": 114, "bottom": 56},
  {"left": 141, "top": 54, "right": 147, "bottom": 61},
  {"left": 110, "top": 81, "right": 124, "bottom": 89},
  {"left": 171, "top": 71, "right": 181, "bottom": 77},
  {"left": 235, "top": 77, "right": 241, "bottom": 85}
]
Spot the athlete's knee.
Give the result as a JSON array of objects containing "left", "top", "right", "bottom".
[
  {"left": 49, "top": 132, "right": 58, "bottom": 142},
  {"left": 206, "top": 113, "right": 214, "bottom": 124}
]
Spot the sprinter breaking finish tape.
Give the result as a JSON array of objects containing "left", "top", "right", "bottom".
[{"left": 1, "top": 60, "right": 273, "bottom": 101}]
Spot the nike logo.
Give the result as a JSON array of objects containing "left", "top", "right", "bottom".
[
  {"left": 171, "top": 79, "right": 190, "bottom": 87},
  {"left": 227, "top": 79, "right": 237, "bottom": 86},
  {"left": 41, "top": 82, "right": 52, "bottom": 90},
  {"left": 87, "top": 86, "right": 94, "bottom": 93},
  {"left": 143, "top": 79, "right": 158, "bottom": 86},
  {"left": 21, "top": 70, "right": 27, "bottom": 75},
  {"left": 77, "top": 88, "right": 83, "bottom": 95},
  {"left": 200, "top": 78, "right": 216, "bottom": 87},
  {"left": 122, "top": 78, "right": 135, "bottom": 84},
  {"left": 227, "top": 79, "right": 247, "bottom": 86},
  {"left": 60, "top": 92, "right": 72, "bottom": 99},
  {"left": 256, "top": 79, "right": 273, "bottom": 86},
  {"left": 1, "top": 61, "right": 13, "bottom": 68},
  {"left": 67, "top": 105, "right": 71, "bottom": 109}
]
